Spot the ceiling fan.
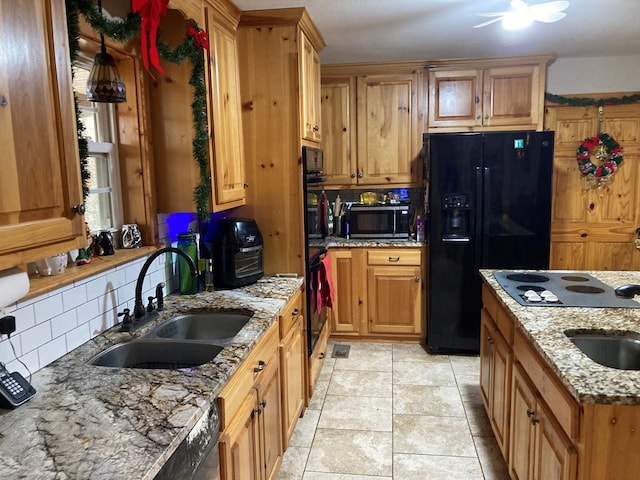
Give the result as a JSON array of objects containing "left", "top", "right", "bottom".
[{"left": 474, "top": 0, "right": 570, "bottom": 30}]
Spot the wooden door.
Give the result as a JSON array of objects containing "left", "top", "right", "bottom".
[
  {"left": 280, "top": 316, "right": 305, "bottom": 447},
  {"left": 0, "top": 0, "right": 85, "bottom": 269},
  {"left": 510, "top": 362, "right": 537, "bottom": 480},
  {"left": 356, "top": 73, "right": 421, "bottom": 185},
  {"left": 483, "top": 65, "right": 541, "bottom": 129},
  {"left": 533, "top": 401, "right": 577, "bottom": 480},
  {"left": 546, "top": 103, "right": 640, "bottom": 270},
  {"left": 256, "top": 350, "right": 283, "bottom": 480},
  {"left": 428, "top": 68, "right": 482, "bottom": 128},
  {"left": 300, "top": 31, "right": 321, "bottom": 143},
  {"left": 219, "top": 389, "right": 261, "bottom": 480},
  {"left": 330, "top": 248, "right": 365, "bottom": 335},
  {"left": 206, "top": 5, "right": 246, "bottom": 209},
  {"left": 366, "top": 265, "right": 422, "bottom": 335},
  {"left": 320, "top": 77, "right": 357, "bottom": 185}
]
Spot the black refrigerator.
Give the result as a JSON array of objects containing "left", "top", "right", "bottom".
[{"left": 426, "top": 131, "right": 554, "bottom": 354}]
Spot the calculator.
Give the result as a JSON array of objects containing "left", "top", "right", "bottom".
[{"left": 0, "top": 364, "right": 36, "bottom": 408}]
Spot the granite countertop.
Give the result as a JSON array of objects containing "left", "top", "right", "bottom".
[
  {"left": 310, "top": 237, "right": 425, "bottom": 248},
  {"left": 481, "top": 269, "right": 640, "bottom": 406},
  {"left": 0, "top": 276, "right": 304, "bottom": 480}
]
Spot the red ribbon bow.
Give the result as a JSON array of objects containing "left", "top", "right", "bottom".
[
  {"left": 188, "top": 26, "right": 209, "bottom": 50},
  {"left": 132, "top": 0, "right": 169, "bottom": 78}
]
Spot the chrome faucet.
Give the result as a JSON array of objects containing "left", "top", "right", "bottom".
[{"left": 133, "top": 247, "right": 198, "bottom": 320}]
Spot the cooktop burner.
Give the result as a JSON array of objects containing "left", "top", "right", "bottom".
[{"left": 493, "top": 271, "right": 640, "bottom": 308}]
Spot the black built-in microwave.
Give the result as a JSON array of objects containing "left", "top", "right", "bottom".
[{"left": 348, "top": 204, "right": 410, "bottom": 239}]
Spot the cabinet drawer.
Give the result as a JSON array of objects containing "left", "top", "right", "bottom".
[
  {"left": 482, "top": 284, "right": 513, "bottom": 343},
  {"left": 367, "top": 249, "right": 421, "bottom": 266},
  {"left": 218, "top": 322, "right": 279, "bottom": 430},
  {"left": 279, "top": 288, "right": 303, "bottom": 339},
  {"left": 514, "top": 329, "right": 579, "bottom": 440}
]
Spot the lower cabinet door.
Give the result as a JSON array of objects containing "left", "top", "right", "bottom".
[
  {"left": 509, "top": 362, "right": 536, "bottom": 480},
  {"left": 280, "top": 316, "right": 306, "bottom": 448},
  {"left": 533, "top": 402, "right": 577, "bottom": 480},
  {"left": 257, "top": 351, "right": 283, "bottom": 480},
  {"left": 367, "top": 265, "right": 421, "bottom": 334},
  {"left": 219, "top": 389, "right": 261, "bottom": 480}
]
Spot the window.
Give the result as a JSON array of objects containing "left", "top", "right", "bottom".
[{"left": 72, "top": 57, "right": 124, "bottom": 233}]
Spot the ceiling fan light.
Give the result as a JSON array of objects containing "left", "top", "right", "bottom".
[{"left": 502, "top": 11, "right": 533, "bottom": 30}]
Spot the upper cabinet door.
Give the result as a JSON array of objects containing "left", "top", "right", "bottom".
[
  {"left": 482, "top": 65, "right": 541, "bottom": 128},
  {"left": 300, "top": 31, "right": 322, "bottom": 143},
  {"left": 206, "top": 6, "right": 247, "bottom": 208},
  {"left": 356, "top": 73, "right": 421, "bottom": 185},
  {"left": 428, "top": 69, "right": 483, "bottom": 128},
  {"left": 0, "top": 0, "right": 84, "bottom": 270}
]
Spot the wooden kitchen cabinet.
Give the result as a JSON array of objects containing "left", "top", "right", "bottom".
[
  {"left": 329, "top": 247, "right": 424, "bottom": 340},
  {"left": 279, "top": 289, "right": 306, "bottom": 448},
  {"left": 218, "top": 323, "right": 282, "bottom": 480},
  {"left": 510, "top": 362, "right": 577, "bottom": 480},
  {"left": 152, "top": 0, "right": 246, "bottom": 215},
  {"left": 300, "top": 31, "right": 322, "bottom": 143},
  {"left": 320, "top": 65, "right": 424, "bottom": 188},
  {"left": 0, "top": 0, "right": 85, "bottom": 270},
  {"left": 479, "top": 291, "right": 513, "bottom": 459},
  {"left": 427, "top": 56, "right": 552, "bottom": 132}
]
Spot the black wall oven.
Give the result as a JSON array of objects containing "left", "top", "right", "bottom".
[{"left": 302, "top": 146, "right": 329, "bottom": 355}]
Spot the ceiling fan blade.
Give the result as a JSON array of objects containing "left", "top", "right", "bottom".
[
  {"left": 529, "top": 1, "right": 570, "bottom": 14},
  {"left": 510, "top": 0, "right": 529, "bottom": 11},
  {"left": 531, "top": 11, "right": 566, "bottom": 22},
  {"left": 474, "top": 11, "right": 509, "bottom": 18},
  {"left": 473, "top": 17, "right": 505, "bottom": 28}
]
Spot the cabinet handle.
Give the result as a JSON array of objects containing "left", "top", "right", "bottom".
[
  {"left": 531, "top": 416, "right": 540, "bottom": 425},
  {"left": 526, "top": 409, "right": 535, "bottom": 417},
  {"left": 0, "top": 95, "right": 7, "bottom": 108},
  {"left": 388, "top": 256, "right": 400, "bottom": 262},
  {"left": 415, "top": 276, "right": 420, "bottom": 282},
  {"left": 261, "top": 400, "right": 267, "bottom": 409},
  {"left": 244, "top": 182, "right": 250, "bottom": 188},
  {"left": 487, "top": 336, "right": 494, "bottom": 345},
  {"left": 254, "top": 360, "right": 266, "bottom": 373},
  {"left": 475, "top": 96, "right": 480, "bottom": 104},
  {"left": 313, "top": 125, "right": 320, "bottom": 132},
  {"left": 292, "top": 308, "right": 300, "bottom": 316}
]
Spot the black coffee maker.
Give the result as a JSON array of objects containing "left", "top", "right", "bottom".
[{"left": 200, "top": 218, "right": 264, "bottom": 288}]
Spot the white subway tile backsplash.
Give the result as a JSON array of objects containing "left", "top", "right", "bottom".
[
  {"left": 38, "top": 335, "right": 67, "bottom": 367},
  {"left": 50, "top": 310, "right": 78, "bottom": 338},
  {"left": 66, "top": 323, "right": 91, "bottom": 352},
  {"left": 0, "top": 336, "right": 21, "bottom": 361},
  {"left": 76, "top": 298, "right": 100, "bottom": 323},
  {"left": 34, "top": 295, "right": 64, "bottom": 323},
  {"left": 20, "top": 322, "right": 52, "bottom": 354},
  {"left": 62, "top": 284, "right": 87, "bottom": 311},
  {"left": 7, "top": 349, "right": 39, "bottom": 378},
  {"left": 11, "top": 303, "right": 36, "bottom": 331}
]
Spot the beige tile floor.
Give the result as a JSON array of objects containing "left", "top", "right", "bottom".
[{"left": 277, "top": 341, "right": 510, "bottom": 480}]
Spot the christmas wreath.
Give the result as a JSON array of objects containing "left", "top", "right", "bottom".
[{"left": 576, "top": 132, "right": 624, "bottom": 185}]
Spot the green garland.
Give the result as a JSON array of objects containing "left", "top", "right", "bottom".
[
  {"left": 545, "top": 92, "right": 640, "bottom": 107},
  {"left": 66, "top": 0, "right": 211, "bottom": 219}
]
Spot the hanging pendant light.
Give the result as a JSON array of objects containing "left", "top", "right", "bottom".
[{"left": 86, "top": 0, "right": 126, "bottom": 103}]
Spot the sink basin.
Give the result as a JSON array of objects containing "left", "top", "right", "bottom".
[
  {"left": 568, "top": 332, "right": 640, "bottom": 370},
  {"left": 88, "top": 341, "right": 224, "bottom": 369},
  {"left": 151, "top": 312, "right": 252, "bottom": 341}
]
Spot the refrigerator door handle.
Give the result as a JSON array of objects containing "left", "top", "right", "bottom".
[
  {"left": 482, "top": 166, "right": 491, "bottom": 266},
  {"left": 474, "top": 166, "right": 483, "bottom": 270}
]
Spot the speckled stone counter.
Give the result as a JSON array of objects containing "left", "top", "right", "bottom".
[
  {"left": 310, "top": 237, "right": 425, "bottom": 248},
  {"left": 0, "top": 276, "right": 303, "bottom": 480},
  {"left": 481, "top": 269, "right": 640, "bottom": 405}
]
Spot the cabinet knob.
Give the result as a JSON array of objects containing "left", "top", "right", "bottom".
[
  {"left": 415, "top": 276, "right": 420, "bottom": 282},
  {"left": 313, "top": 125, "right": 320, "bottom": 132},
  {"left": 0, "top": 95, "right": 7, "bottom": 108},
  {"left": 254, "top": 360, "right": 266, "bottom": 373},
  {"left": 357, "top": 171, "right": 364, "bottom": 179},
  {"left": 487, "top": 336, "right": 494, "bottom": 345},
  {"left": 475, "top": 96, "right": 480, "bottom": 104},
  {"left": 292, "top": 308, "right": 300, "bottom": 316},
  {"left": 351, "top": 173, "right": 356, "bottom": 178},
  {"left": 484, "top": 114, "right": 490, "bottom": 120},
  {"left": 476, "top": 115, "right": 481, "bottom": 120},
  {"left": 526, "top": 409, "right": 535, "bottom": 417},
  {"left": 531, "top": 416, "right": 540, "bottom": 425},
  {"left": 244, "top": 182, "right": 250, "bottom": 188},
  {"left": 73, "top": 203, "right": 86, "bottom": 215}
]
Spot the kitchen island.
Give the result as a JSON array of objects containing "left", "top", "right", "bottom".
[
  {"left": 0, "top": 276, "right": 303, "bottom": 480},
  {"left": 480, "top": 269, "right": 640, "bottom": 480}
]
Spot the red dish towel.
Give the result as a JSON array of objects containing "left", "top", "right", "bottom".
[{"left": 316, "top": 252, "right": 336, "bottom": 312}]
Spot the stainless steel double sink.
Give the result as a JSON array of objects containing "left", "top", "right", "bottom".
[
  {"left": 567, "top": 331, "right": 640, "bottom": 370},
  {"left": 88, "top": 312, "right": 252, "bottom": 370}
]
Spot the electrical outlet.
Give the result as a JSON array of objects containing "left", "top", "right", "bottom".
[{"left": 0, "top": 316, "right": 16, "bottom": 336}]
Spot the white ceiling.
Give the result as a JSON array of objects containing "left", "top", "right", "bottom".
[{"left": 232, "top": 0, "right": 640, "bottom": 65}]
